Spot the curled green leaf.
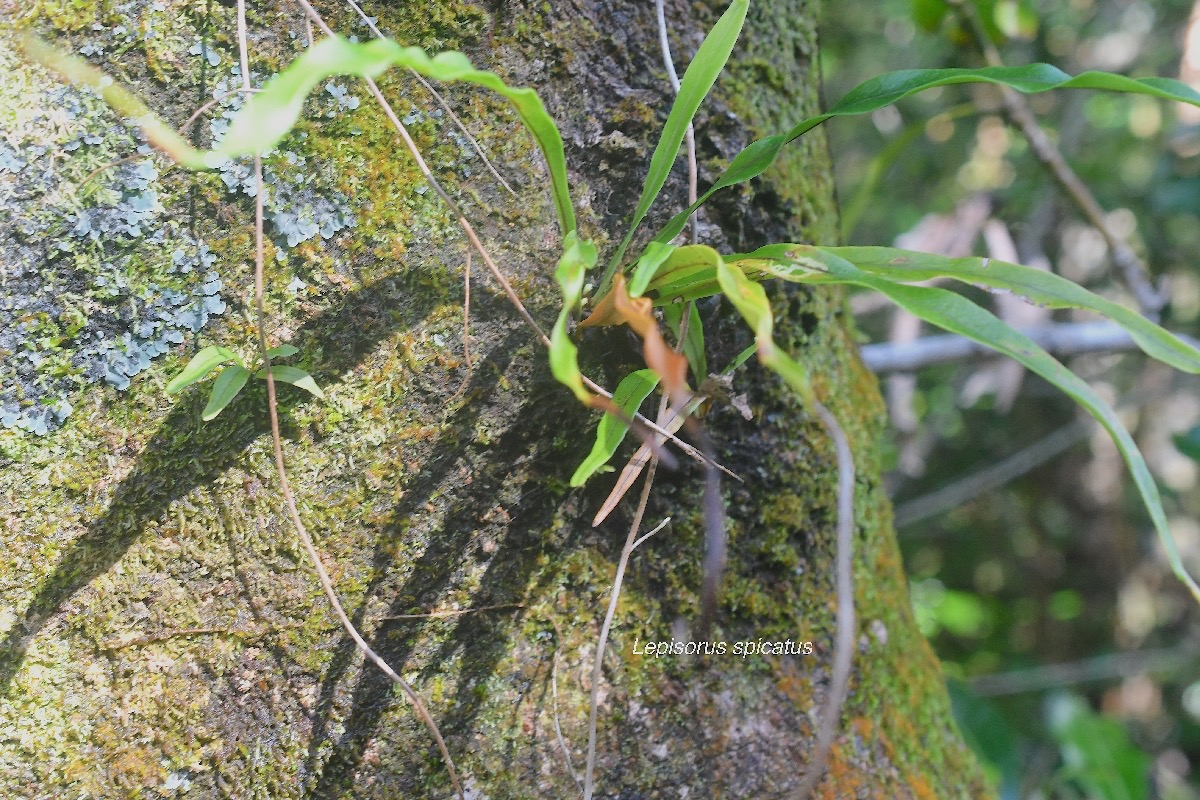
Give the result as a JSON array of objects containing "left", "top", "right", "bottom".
[
  {"left": 551, "top": 232, "right": 599, "bottom": 404},
  {"left": 714, "top": 252, "right": 815, "bottom": 408},
  {"left": 219, "top": 35, "right": 576, "bottom": 236}
]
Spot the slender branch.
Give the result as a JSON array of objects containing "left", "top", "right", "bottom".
[
  {"left": 379, "top": 602, "right": 522, "bottom": 620},
  {"left": 552, "top": 651, "right": 584, "bottom": 791},
  {"left": 893, "top": 419, "right": 1092, "bottom": 530},
  {"left": 631, "top": 516, "right": 670, "bottom": 552},
  {"left": 655, "top": 0, "right": 698, "bottom": 244},
  {"left": 858, "top": 320, "right": 1182, "bottom": 374},
  {"left": 583, "top": 462, "right": 658, "bottom": 800},
  {"left": 969, "top": 642, "right": 1200, "bottom": 696},
  {"left": 238, "top": 5, "right": 463, "bottom": 798},
  {"left": 792, "top": 402, "right": 856, "bottom": 800},
  {"left": 959, "top": 4, "right": 1165, "bottom": 316}
]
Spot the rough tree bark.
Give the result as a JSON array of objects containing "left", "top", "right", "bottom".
[{"left": 0, "top": 1, "right": 990, "bottom": 797}]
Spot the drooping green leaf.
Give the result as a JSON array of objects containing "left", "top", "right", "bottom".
[
  {"left": 570, "top": 369, "right": 660, "bottom": 487},
  {"left": 254, "top": 365, "right": 326, "bottom": 400},
  {"left": 551, "top": 232, "right": 599, "bottom": 404},
  {"left": 201, "top": 365, "right": 250, "bottom": 421},
  {"left": 652, "top": 64, "right": 1200, "bottom": 246},
  {"left": 746, "top": 247, "right": 1200, "bottom": 606},
  {"left": 166, "top": 346, "right": 243, "bottom": 394},
  {"left": 215, "top": 35, "right": 576, "bottom": 236},
  {"left": 265, "top": 344, "right": 300, "bottom": 360},
  {"left": 599, "top": 0, "right": 750, "bottom": 292},
  {"left": 712, "top": 248, "right": 815, "bottom": 407},
  {"left": 816, "top": 245, "right": 1200, "bottom": 373}
]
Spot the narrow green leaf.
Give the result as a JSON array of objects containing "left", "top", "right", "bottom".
[
  {"left": 265, "top": 344, "right": 300, "bottom": 360},
  {"left": 167, "top": 346, "right": 243, "bottom": 394},
  {"left": 570, "top": 369, "right": 660, "bottom": 487},
  {"left": 551, "top": 232, "right": 599, "bottom": 404},
  {"left": 753, "top": 247, "right": 1200, "bottom": 606},
  {"left": 201, "top": 365, "right": 250, "bottom": 421},
  {"left": 217, "top": 35, "right": 576, "bottom": 236},
  {"left": 653, "top": 64, "right": 1200, "bottom": 246},
  {"left": 713, "top": 248, "right": 816, "bottom": 407},
  {"left": 255, "top": 365, "right": 326, "bottom": 400},
  {"left": 599, "top": 0, "right": 750, "bottom": 292},
  {"left": 819, "top": 245, "right": 1200, "bottom": 373}
]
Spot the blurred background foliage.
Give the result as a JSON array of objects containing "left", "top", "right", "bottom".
[{"left": 821, "top": 0, "right": 1200, "bottom": 796}]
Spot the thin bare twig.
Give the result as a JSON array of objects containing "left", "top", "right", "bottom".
[
  {"left": 893, "top": 418, "right": 1092, "bottom": 530},
  {"left": 959, "top": 4, "right": 1165, "bottom": 316},
  {"left": 462, "top": 249, "right": 472, "bottom": 368},
  {"left": 583, "top": 462, "right": 658, "bottom": 800},
  {"left": 859, "top": 319, "right": 1183, "bottom": 373},
  {"left": 340, "top": 0, "right": 517, "bottom": 196},
  {"left": 792, "top": 402, "right": 856, "bottom": 800},
  {"left": 552, "top": 652, "right": 584, "bottom": 791},
  {"left": 380, "top": 602, "right": 522, "bottom": 620},
  {"left": 655, "top": 0, "right": 698, "bottom": 244},
  {"left": 970, "top": 641, "right": 1200, "bottom": 696},
  {"left": 238, "top": 5, "right": 463, "bottom": 798},
  {"left": 631, "top": 516, "right": 670, "bottom": 552}
]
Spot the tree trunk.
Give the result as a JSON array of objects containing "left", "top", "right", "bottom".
[{"left": 0, "top": 1, "right": 989, "bottom": 797}]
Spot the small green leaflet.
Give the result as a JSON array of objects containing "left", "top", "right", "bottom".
[
  {"left": 166, "top": 346, "right": 244, "bottom": 394},
  {"left": 265, "top": 344, "right": 300, "bottom": 360},
  {"left": 570, "top": 369, "right": 660, "bottom": 487},
  {"left": 651, "top": 64, "right": 1200, "bottom": 247},
  {"left": 254, "top": 365, "right": 326, "bottom": 400},
  {"left": 747, "top": 247, "right": 1200, "bottom": 606},
  {"left": 599, "top": 0, "right": 749, "bottom": 293},
  {"left": 202, "top": 365, "right": 250, "bottom": 421},
  {"left": 551, "top": 232, "right": 598, "bottom": 404}
]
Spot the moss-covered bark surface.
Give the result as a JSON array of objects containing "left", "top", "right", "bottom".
[{"left": 1, "top": 1, "right": 990, "bottom": 797}]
